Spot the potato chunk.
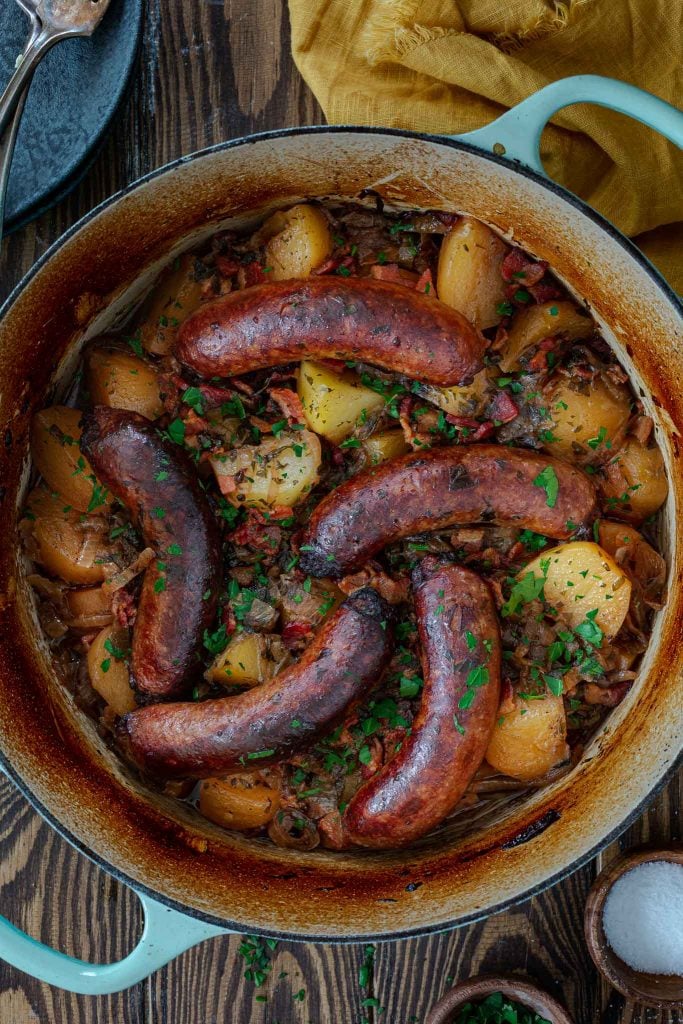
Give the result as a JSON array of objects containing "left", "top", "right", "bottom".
[
  {"left": 600, "top": 438, "right": 668, "bottom": 521},
  {"left": 24, "top": 486, "right": 119, "bottom": 584},
  {"left": 499, "top": 301, "right": 594, "bottom": 373},
  {"left": 486, "top": 694, "right": 568, "bottom": 781},
  {"left": 298, "top": 360, "right": 385, "bottom": 444},
  {"left": 206, "top": 632, "right": 290, "bottom": 688},
  {"left": 436, "top": 217, "right": 508, "bottom": 330},
  {"left": 524, "top": 541, "right": 631, "bottom": 639},
  {"left": 543, "top": 373, "right": 631, "bottom": 463},
  {"left": 86, "top": 344, "right": 164, "bottom": 420},
  {"left": 210, "top": 429, "right": 321, "bottom": 508},
  {"left": 64, "top": 586, "right": 114, "bottom": 631},
  {"left": 262, "top": 204, "right": 332, "bottom": 280},
  {"left": 362, "top": 430, "right": 410, "bottom": 466},
  {"left": 138, "top": 253, "right": 205, "bottom": 356},
  {"left": 199, "top": 774, "right": 280, "bottom": 831},
  {"left": 31, "top": 406, "right": 112, "bottom": 513},
  {"left": 87, "top": 625, "right": 135, "bottom": 715}
]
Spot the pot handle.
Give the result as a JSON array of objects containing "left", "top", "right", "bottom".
[
  {"left": 0, "top": 887, "right": 231, "bottom": 994},
  {"left": 451, "top": 74, "right": 683, "bottom": 174}
]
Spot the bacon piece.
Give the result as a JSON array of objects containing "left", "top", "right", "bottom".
[
  {"left": 113, "top": 588, "right": 137, "bottom": 629},
  {"left": 369, "top": 264, "right": 419, "bottom": 287},
  {"left": 415, "top": 268, "right": 434, "bottom": 295},
  {"left": 270, "top": 387, "right": 306, "bottom": 425},
  {"left": 488, "top": 390, "right": 519, "bottom": 424},
  {"left": 216, "top": 256, "right": 240, "bottom": 278},
  {"left": 237, "top": 262, "right": 266, "bottom": 289},
  {"left": 529, "top": 281, "right": 562, "bottom": 304},
  {"left": 501, "top": 249, "right": 547, "bottom": 286},
  {"left": 281, "top": 621, "right": 314, "bottom": 648},
  {"left": 229, "top": 508, "right": 283, "bottom": 554}
]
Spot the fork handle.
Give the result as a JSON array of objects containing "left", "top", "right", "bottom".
[{"left": 0, "top": 24, "right": 63, "bottom": 140}]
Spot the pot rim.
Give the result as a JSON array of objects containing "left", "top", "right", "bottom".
[
  {"left": 2, "top": 124, "right": 681, "bottom": 323},
  {"left": 1, "top": 124, "right": 681, "bottom": 940}
]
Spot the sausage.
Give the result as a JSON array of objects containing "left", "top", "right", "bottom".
[
  {"left": 344, "top": 560, "right": 501, "bottom": 848},
  {"left": 80, "top": 407, "right": 221, "bottom": 699},
  {"left": 175, "top": 277, "right": 485, "bottom": 387},
  {"left": 299, "top": 444, "right": 598, "bottom": 578},
  {"left": 117, "top": 587, "right": 393, "bottom": 778}
]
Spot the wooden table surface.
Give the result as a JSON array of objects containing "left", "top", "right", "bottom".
[{"left": 0, "top": 3, "right": 680, "bottom": 1022}]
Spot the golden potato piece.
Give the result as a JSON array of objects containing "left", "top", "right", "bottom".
[
  {"left": 543, "top": 373, "right": 631, "bottom": 462},
  {"left": 25, "top": 486, "right": 119, "bottom": 585},
  {"left": 199, "top": 774, "right": 280, "bottom": 831},
  {"left": 486, "top": 694, "right": 568, "bottom": 781},
  {"left": 298, "top": 360, "right": 385, "bottom": 444},
  {"left": 210, "top": 429, "right": 321, "bottom": 508},
  {"left": 499, "top": 301, "right": 594, "bottom": 373},
  {"left": 31, "top": 406, "right": 111, "bottom": 513},
  {"left": 436, "top": 217, "right": 508, "bottom": 330},
  {"left": 524, "top": 541, "right": 631, "bottom": 639},
  {"left": 206, "top": 631, "right": 290, "bottom": 688},
  {"left": 86, "top": 345, "right": 164, "bottom": 420},
  {"left": 362, "top": 430, "right": 410, "bottom": 466},
  {"left": 138, "top": 253, "right": 205, "bottom": 356},
  {"left": 87, "top": 624, "right": 135, "bottom": 715},
  {"left": 262, "top": 204, "right": 332, "bottom": 280},
  {"left": 64, "top": 586, "right": 114, "bottom": 631},
  {"left": 601, "top": 438, "right": 668, "bottom": 522}
]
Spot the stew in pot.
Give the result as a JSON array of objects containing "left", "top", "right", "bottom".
[{"left": 20, "top": 201, "right": 668, "bottom": 851}]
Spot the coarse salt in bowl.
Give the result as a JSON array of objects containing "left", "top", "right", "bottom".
[{"left": 603, "top": 861, "right": 683, "bottom": 975}]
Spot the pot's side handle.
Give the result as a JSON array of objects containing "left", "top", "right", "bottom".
[
  {"left": 0, "top": 888, "right": 230, "bottom": 995},
  {"left": 451, "top": 74, "right": 683, "bottom": 174}
]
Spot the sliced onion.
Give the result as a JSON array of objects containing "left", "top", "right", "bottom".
[{"left": 102, "top": 547, "right": 155, "bottom": 595}]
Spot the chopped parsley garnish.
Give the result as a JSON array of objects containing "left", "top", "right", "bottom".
[
  {"left": 166, "top": 418, "right": 186, "bottom": 445},
  {"left": 86, "top": 480, "right": 109, "bottom": 514},
  {"left": 533, "top": 465, "right": 559, "bottom": 508},
  {"left": 586, "top": 425, "right": 608, "bottom": 450},
  {"left": 574, "top": 609, "right": 603, "bottom": 648},
  {"left": 203, "top": 623, "right": 228, "bottom": 655},
  {"left": 501, "top": 564, "right": 548, "bottom": 617},
  {"left": 182, "top": 386, "right": 205, "bottom": 415},
  {"left": 237, "top": 935, "right": 278, "bottom": 988}
]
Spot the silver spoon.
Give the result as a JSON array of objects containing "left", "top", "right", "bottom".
[{"left": 0, "top": 0, "right": 113, "bottom": 243}]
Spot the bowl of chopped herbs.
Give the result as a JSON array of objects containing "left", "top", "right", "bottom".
[{"left": 425, "top": 976, "right": 574, "bottom": 1024}]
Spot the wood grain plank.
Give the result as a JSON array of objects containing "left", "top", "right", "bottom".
[{"left": 145, "top": 938, "right": 368, "bottom": 1023}]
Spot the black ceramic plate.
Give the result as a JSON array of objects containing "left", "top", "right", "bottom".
[{"left": 1, "top": 0, "right": 143, "bottom": 232}]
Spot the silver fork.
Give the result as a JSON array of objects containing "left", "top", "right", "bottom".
[{"left": 0, "top": 0, "right": 113, "bottom": 242}]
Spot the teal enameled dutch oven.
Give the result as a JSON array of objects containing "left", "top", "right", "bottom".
[{"left": 0, "top": 75, "right": 681, "bottom": 994}]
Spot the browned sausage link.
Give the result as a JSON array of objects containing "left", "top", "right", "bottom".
[
  {"left": 175, "top": 277, "right": 485, "bottom": 387},
  {"left": 80, "top": 407, "right": 221, "bottom": 699},
  {"left": 344, "top": 560, "right": 501, "bottom": 848},
  {"left": 299, "top": 445, "right": 598, "bottom": 578},
  {"left": 117, "top": 587, "right": 393, "bottom": 778}
]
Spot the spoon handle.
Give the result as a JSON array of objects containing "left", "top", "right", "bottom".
[
  {"left": 0, "top": 87, "right": 30, "bottom": 243},
  {"left": 0, "top": 24, "right": 60, "bottom": 140}
]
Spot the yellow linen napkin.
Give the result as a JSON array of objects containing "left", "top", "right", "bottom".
[{"left": 288, "top": 0, "right": 683, "bottom": 292}]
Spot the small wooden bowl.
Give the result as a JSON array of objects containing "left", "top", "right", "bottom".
[
  {"left": 425, "top": 975, "right": 574, "bottom": 1024},
  {"left": 584, "top": 846, "right": 683, "bottom": 1008}
]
